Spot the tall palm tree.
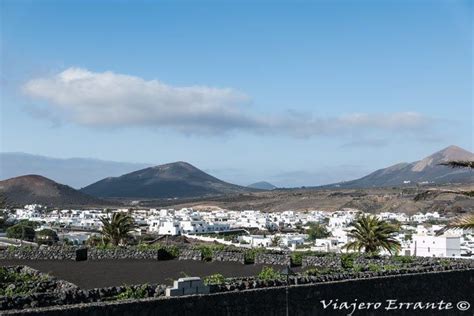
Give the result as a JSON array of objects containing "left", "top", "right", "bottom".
[
  {"left": 99, "top": 212, "right": 136, "bottom": 246},
  {"left": 436, "top": 214, "right": 474, "bottom": 235},
  {"left": 344, "top": 215, "right": 401, "bottom": 255}
]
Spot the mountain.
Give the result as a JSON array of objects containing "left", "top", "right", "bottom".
[
  {"left": 0, "top": 152, "right": 152, "bottom": 189},
  {"left": 0, "top": 175, "right": 108, "bottom": 207},
  {"left": 247, "top": 181, "right": 277, "bottom": 190},
  {"left": 81, "top": 161, "right": 255, "bottom": 199},
  {"left": 327, "top": 145, "right": 474, "bottom": 188}
]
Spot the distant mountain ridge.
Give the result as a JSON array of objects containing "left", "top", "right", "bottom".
[
  {"left": 325, "top": 145, "right": 473, "bottom": 188},
  {"left": 0, "top": 175, "right": 108, "bottom": 207},
  {"left": 0, "top": 152, "right": 152, "bottom": 189},
  {"left": 247, "top": 181, "right": 277, "bottom": 190},
  {"left": 81, "top": 161, "right": 255, "bottom": 199}
]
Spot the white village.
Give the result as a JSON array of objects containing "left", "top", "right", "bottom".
[{"left": 2, "top": 204, "right": 472, "bottom": 259}]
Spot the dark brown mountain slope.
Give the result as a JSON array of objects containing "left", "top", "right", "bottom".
[
  {"left": 81, "top": 161, "right": 255, "bottom": 199},
  {"left": 0, "top": 175, "right": 108, "bottom": 207}
]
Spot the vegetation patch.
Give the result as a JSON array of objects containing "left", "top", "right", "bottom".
[
  {"left": 203, "top": 273, "right": 226, "bottom": 285},
  {"left": 257, "top": 266, "right": 281, "bottom": 281}
]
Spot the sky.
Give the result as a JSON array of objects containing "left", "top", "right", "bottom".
[{"left": 0, "top": 0, "right": 472, "bottom": 187}]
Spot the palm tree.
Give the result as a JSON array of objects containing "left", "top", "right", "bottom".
[
  {"left": 99, "top": 212, "right": 136, "bottom": 246},
  {"left": 436, "top": 214, "right": 474, "bottom": 235},
  {"left": 344, "top": 215, "right": 401, "bottom": 255}
]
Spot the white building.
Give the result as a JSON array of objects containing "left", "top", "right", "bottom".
[{"left": 410, "top": 235, "right": 461, "bottom": 258}]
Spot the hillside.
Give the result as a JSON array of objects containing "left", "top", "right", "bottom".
[
  {"left": 325, "top": 145, "right": 473, "bottom": 188},
  {"left": 81, "top": 161, "right": 255, "bottom": 199},
  {"left": 247, "top": 181, "right": 277, "bottom": 190},
  {"left": 0, "top": 152, "right": 152, "bottom": 188},
  {"left": 0, "top": 175, "right": 108, "bottom": 207}
]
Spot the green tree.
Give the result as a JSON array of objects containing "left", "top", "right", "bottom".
[
  {"left": 270, "top": 235, "right": 281, "bottom": 247},
  {"left": 6, "top": 224, "right": 36, "bottom": 241},
  {"left": 99, "top": 212, "right": 136, "bottom": 246},
  {"left": 306, "top": 222, "right": 330, "bottom": 241},
  {"left": 35, "top": 229, "right": 59, "bottom": 245},
  {"left": 344, "top": 215, "right": 401, "bottom": 255}
]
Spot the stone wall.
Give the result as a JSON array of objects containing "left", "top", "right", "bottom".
[
  {"left": 87, "top": 248, "right": 158, "bottom": 260},
  {"left": 301, "top": 256, "right": 341, "bottom": 268},
  {"left": 212, "top": 251, "right": 245, "bottom": 263},
  {"left": 1, "top": 245, "right": 472, "bottom": 270},
  {"left": 255, "top": 252, "right": 291, "bottom": 266},
  {"left": 0, "top": 246, "right": 77, "bottom": 260},
  {"left": 178, "top": 250, "right": 202, "bottom": 261},
  {"left": 4, "top": 269, "right": 473, "bottom": 316},
  {"left": 0, "top": 280, "right": 167, "bottom": 311},
  {"left": 301, "top": 254, "right": 473, "bottom": 269}
]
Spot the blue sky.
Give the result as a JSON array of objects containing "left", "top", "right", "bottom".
[{"left": 1, "top": 0, "right": 472, "bottom": 187}]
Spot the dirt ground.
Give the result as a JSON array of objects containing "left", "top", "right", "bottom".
[{"left": 0, "top": 260, "right": 294, "bottom": 289}]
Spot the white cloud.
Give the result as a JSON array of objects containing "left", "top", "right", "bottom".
[{"left": 23, "top": 67, "right": 432, "bottom": 137}]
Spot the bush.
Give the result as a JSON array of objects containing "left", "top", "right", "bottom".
[
  {"left": 157, "top": 245, "right": 180, "bottom": 260},
  {"left": 35, "top": 229, "right": 59, "bottom": 245},
  {"left": 291, "top": 252, "right": 303, "bottom": 266},
  {"left": 383, "top": 264, "right": 398, "bottom": 271},
  {"left": 352, "top": 264, "right": 363, "bottom": 273},
  {"left": 244, "top": 248, "right": 264, "bottom": 264},
  {"left": 193, "top": 245, "right": 225, "bottom": 262},
  {"left": 116, "top": 284, "right": 149, "bottom": 300},
  {"left": 304, "top": 266, "right": 342, "bottom": 276},
  {"left": 6, "top": 224, "right": 35, "bottom": 241},
  {"left": 392, "top": 255, "right": 414, "bottom": 265},
  {"left": 368, "top": 263, "right": 382, "bottom": 272},
  {"left": 203, "top": 273, "right": 226, "bottom": 285},
  {"left": 17, "top": 220, "right": 40, "bottom": 229},
  {"left": 304, "top": 268, "right": 322, "bottom": 276},
  {"left": 341, "top": 253, "right": 357, "bottom": 270},
  {"left": 257, "top": 266, "right": 281, "bottom": 281}
]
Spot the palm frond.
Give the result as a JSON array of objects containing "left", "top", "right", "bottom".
[{"left": 436, "top": 214, "right": 474, "bottom": 235}]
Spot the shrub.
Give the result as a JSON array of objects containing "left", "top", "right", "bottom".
[
  {"left": 6, "top": 224, "right": 35, "bottom": 241},
  {"left": 341, "top": 253, "right": 357, "bottom": 270},
  {"left": 35, "top": 229, "right": 59, "bottom": 245},
  {"left": 257, "top": 266, "right": 281, "bottom": 281},
  {"left": 352, "top": 264, "right": 363, "bottom": 273},
  {"left": 244, "top": 248, "right": 264, "bottom": 264},
  {"left": 0, "top": 267, "right": 49, "bottom": 284},
  {"left": 304, "top": 266, "right": 342, "bottom": 276},
  {"left": 0, "top": 283, "right": 33, "bottom": 297},
  {"left": 95, "top": 243, "right": 116, "bottom": 250},
  {"left": 392, "top": 255, "right": 414, "bottom": 265},
  {"left": 291, "top": 252, "right": 303, "bottom": 266},
  {"left": 203, "top": 273, "right": 226, "bottom": 285},
  {"left": 304, "top": 268, "right": 322, "bottom": 276},
  {"left": 368, "top": 263, "right": 382, "bottom": 272},
  {"left": 383, "top": 264, "right": 398, "bottom": 271},
  {"left": 193, "top": 245, "right": 224, "bottom": 262},
  {"left": 116, "top": 284, "right": 148, "bottom": 300},
  {"left": 157, "top": 245, "right": 180, "bottom": 260}
]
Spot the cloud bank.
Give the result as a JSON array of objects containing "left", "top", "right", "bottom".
[{"left": 23, "top": 67, "right": 432, "bottom": 137}]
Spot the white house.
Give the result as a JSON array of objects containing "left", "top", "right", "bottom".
[{"left": 410, "top": 235, "right": 461, "bottom": 258}]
